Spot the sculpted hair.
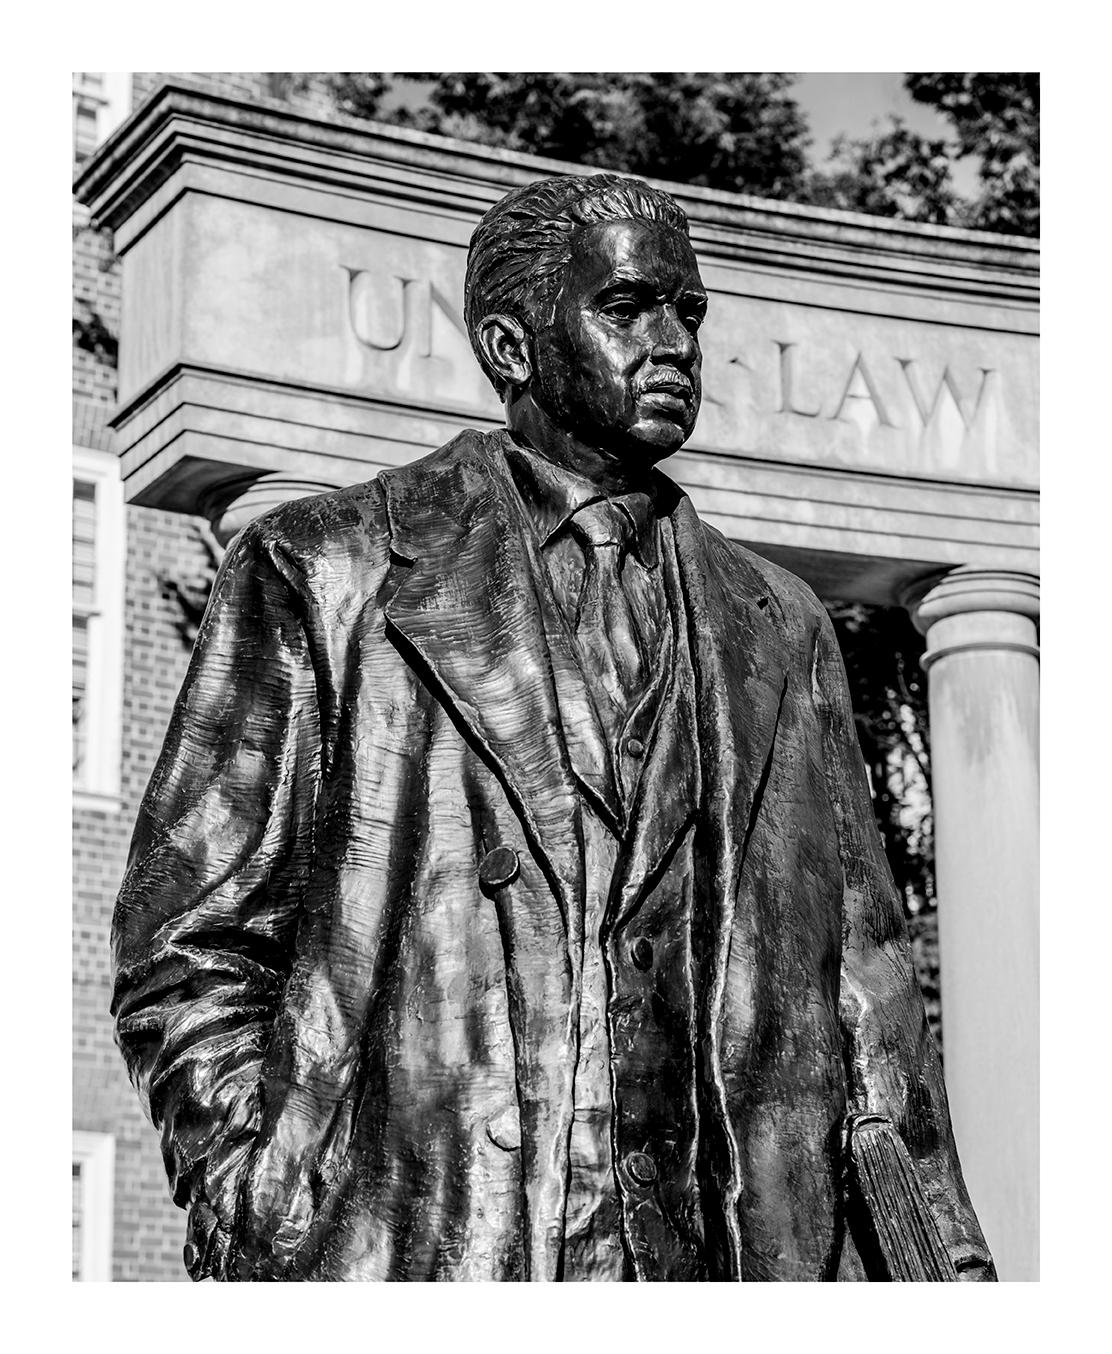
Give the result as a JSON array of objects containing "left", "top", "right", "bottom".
[{"left": 464, "top": 173, "right": 691, "bottom": 394}]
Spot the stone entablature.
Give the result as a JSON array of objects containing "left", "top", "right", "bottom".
[{"left": 74, "top": 81, "right": 1039, "bottom": 604}]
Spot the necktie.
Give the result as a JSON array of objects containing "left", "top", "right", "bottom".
[{"left": 569, "top": 500, "right": 646, "bottom": 717}]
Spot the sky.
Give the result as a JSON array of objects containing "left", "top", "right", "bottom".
[
  {"left": 796, "top": 72, "right": 949, "bottom": 153},
  {"left": 796, "top": 72, "right": 980, "bottom": 195}
]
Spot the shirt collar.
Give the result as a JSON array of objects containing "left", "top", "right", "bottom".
[{"left": 501, "top": 432, "right": 660, "bottom": 568}]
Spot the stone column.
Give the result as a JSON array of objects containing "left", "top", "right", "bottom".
[
  {"left": 905, "top": 567, "right": 1040, "bottom": 1281},
  {"left": 200, "top": 472, "right": 342, "bottom": 547}
]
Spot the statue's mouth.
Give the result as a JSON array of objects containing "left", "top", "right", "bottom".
[{"left": 638, "top": 371, "right": 694, "bottom": 405}]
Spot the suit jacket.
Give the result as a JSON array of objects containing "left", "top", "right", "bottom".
[{"left": 111, "top": 428, "right": 995, "bottom": 1281}]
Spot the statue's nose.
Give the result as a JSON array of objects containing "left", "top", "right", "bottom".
[{"left": 650, "top": 305, "right": 698, "bottom": 364}]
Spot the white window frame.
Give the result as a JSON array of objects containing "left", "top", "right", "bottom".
[
  {"left": 73, "top": 445, "right": 125, "bottom": 811},
  {"left": 72, "top": 1131, "right": 115, "bottom": 1281},
  {"left": 100, "top": 73, "right": 132, "bottom": 142},
  {"left": 72, "top": 72, "right": 130, "bottom": 141}
]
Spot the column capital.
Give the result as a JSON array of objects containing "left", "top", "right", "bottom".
[
  {"left": 900, "top": 567, "right": 1040, "bottom": 670},
  {"left": 901, "top": 567, "right": 1040, "bottom": 634},
  {"left": 200, "top": 472, "right": 342, "bottom": 546}
]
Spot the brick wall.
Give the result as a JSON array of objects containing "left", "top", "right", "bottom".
[
  {"left": 72, "top": 71, "right": 341, "bottom": 1282},
  {"left": 72, "top": 505, "right": 212, "bottom": 1280}
]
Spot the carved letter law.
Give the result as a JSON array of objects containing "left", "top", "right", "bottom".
[{"left": 897, "top": 359, "right": 995, "bottom": 431}]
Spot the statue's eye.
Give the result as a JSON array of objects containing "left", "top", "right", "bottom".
[{"left": 603, "top": 300, "right": 640, "bottom": 322}]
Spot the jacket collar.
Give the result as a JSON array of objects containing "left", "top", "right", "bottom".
[{"left": 502, "top": 432, "right": 662, "bottom": 568}]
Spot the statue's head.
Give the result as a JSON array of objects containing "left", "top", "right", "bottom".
[{"left": 465, "top": 173, "right": 707, "bottom": 467}]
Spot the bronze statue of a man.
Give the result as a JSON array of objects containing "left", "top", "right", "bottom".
[{"left": 112, "top": 173, "right": 995, "bottom": 1281}]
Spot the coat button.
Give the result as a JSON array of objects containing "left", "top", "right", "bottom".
[
  {"left": 479, "top": 845, "right": 519, "bottom": 891},
  {"left": 626, "top": 737, "right": 645, "bottom": 758},
  {"left": 630, "top": 937, "right": 653, "bottom": 970},
  {"left": 183, "top": 1241, "right": 198, "bottom": 1271},
  {"left": 486, "top": 1105, "right": 522, "bottom": 1151},
  {"left": 625, "top": 1151, "right": 657, "bottom": 1185}
]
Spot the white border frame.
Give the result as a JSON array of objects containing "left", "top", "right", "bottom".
[
  {"left": 72, "top": 445, "right": 125, "bottom": 811},
  {"left": 72, "top": 1130, "right": 115, "bottom": 1281}
]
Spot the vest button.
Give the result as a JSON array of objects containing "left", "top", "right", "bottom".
[
  {"left": 626, "top": 737, "right": 645, "bottom": 758},
  {"left": 182, "top": 1241, "right": 198, "bottom": 1271},
  {"left": 485, "top": 1105, "right": 522, "bottom": 1151},
  {"left": 478, "top": 845, "right": 519, "bottom": 891},
  {"left": 630, "top": 937, "right": 654, "bottom": 970},
  {"left": 625, "top": 1151, "right": 657, "bottom": 1185}
]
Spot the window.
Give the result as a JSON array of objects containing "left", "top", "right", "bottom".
[
  {"left": 72, "top": 1132, "right": 115, "bottom": 1281},
  {"left": 72, "top": 73, "right": 131, "bottom": 173},
  {"left": 72, "top": 73, "right": 106, "bottom": 169},
  {"left": 72, "top": 447, "right": 124, "bottom": 808}
]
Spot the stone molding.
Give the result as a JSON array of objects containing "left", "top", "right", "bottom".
[{"left": 74, "top": 81, "right": 1040, "bottom": 311}]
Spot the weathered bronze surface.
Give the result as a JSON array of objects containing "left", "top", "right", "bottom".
[{"left": 111, "top": 173, "right": 996, "bottom": 1281}]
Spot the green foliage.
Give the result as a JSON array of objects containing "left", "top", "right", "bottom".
[
  {"left": 807, "top": 73, "right": 1039, "bottom": 237},
  {"left": 329, "top": 72, "right": 813, "bottom": 199},
  {"left": 72, "top": 304, "right": 118, "bottom": 365},
  {"left": 321, "top": 72, "right": 390, "bottom": 121},
  {"left": 907, "top": 72, "right": 1039, "bottom": 235},
  {"left": 72, "top": 222, "right": 119, "bottom": 366},
  {"left": 806, "top": 120, "right": 964, "bottom": 226}
]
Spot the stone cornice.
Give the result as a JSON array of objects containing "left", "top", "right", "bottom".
[{"left": 73, "top": 80, "right": 1039, "bottom": 309}]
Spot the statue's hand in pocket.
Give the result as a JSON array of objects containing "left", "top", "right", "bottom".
[{"left": 231, "top": 1119, "right": 318, "bottom": 1280}]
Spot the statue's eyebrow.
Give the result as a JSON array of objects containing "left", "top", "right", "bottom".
[
  {"left": 594, "top": 273, "right": 708, "bottom": 306},
  {"left": 595, "top": 270, "right": 654, "bottom": 294}
]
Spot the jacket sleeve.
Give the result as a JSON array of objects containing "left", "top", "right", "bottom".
[
  {"left": 111, "top": 518, "right": 321, "bottom": 1281},
  {"left": 811, "top": 604, "right": 996, "bottom": 1281}
]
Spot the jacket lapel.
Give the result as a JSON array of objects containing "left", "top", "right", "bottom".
[
  {"left": 604, "top": 501, "right": 791, "bottom": 936},
  {"left": 674, "top": 495, "right": 791, "bottom": 849},
  {"left": 380, "top": 433, "right": 584, "bottom": 933},
  {"left": 379, "top": 432, "right": 582, "bottom": 1280},
  {"left": 671, "top": 495, "right": 791, "bottom": 1279}
]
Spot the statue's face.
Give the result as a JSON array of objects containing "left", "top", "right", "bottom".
[{"left": 531, "top": 219, "right": 706, "bottom": 465}]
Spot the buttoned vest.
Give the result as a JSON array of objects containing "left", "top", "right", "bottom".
[{"left": 526, "top": 506, "right": 708, "bottom": 1279}]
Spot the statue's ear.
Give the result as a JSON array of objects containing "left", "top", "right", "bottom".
[{"left": 476, "top": 313, "right": 532, "bottom": 391}]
